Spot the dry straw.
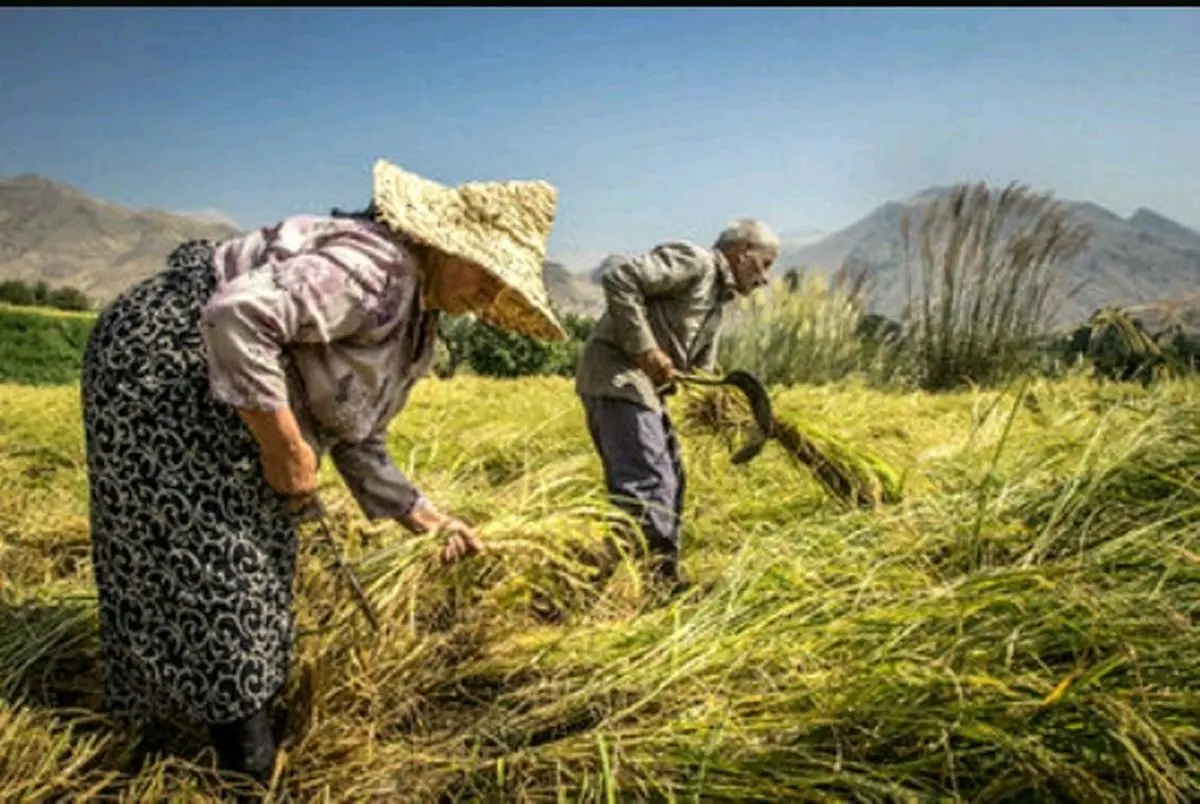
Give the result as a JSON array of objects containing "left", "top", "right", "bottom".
[
  {"left": 2, "top": 329, "right": 1199, "bottom": 802},
  {"left": 372, "top": 158, "right": 566, "bottom": 342}
]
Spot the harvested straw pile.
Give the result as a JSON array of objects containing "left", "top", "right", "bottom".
[
  {"left": 681, "top": 384, "right": 903, "bottom": 509},
  {"left": 1, "top": 374, "right": 1198, "bottom": 802}
]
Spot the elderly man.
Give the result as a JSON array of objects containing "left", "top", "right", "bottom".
[{"left": 575, "top": 218, "right": 780, "bottom": 589}]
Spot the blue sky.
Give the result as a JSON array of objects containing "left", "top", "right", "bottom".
[{"left": 1, "top": 8, "right": 1197, "bottom": 271}]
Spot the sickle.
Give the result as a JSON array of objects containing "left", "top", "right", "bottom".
[
  {"left": 292, "top": 496, "right": 382, "bottom": 633},
  {"left": 660, "top": 369, "right": 777, "bottom": 464}
]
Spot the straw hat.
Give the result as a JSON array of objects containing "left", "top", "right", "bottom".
[{"left": 371, "top": 158, "right": 566, "bottom": 342}]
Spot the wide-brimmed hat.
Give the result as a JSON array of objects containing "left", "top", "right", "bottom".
[{"left": 371, "top": 158, "right": 566, "bottom": 342}]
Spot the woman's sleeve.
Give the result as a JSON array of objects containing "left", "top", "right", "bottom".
[
  {"left": 328, "top": 431, "right": 429, "bottom": 521},
  {"left": 199, "top": 234, "right": 399, "bottom": 412}
]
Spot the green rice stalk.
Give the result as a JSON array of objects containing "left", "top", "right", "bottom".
[{"left": 681, "top": 386, "right": 903, "bottom": 509}]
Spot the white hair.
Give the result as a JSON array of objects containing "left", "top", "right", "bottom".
[{"left": 713, "top": 218, "right": 780, "bottom": 252}]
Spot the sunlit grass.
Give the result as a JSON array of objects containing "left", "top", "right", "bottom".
[{"left": 1, "top": 374, "right": 1197, "bottom": 801}]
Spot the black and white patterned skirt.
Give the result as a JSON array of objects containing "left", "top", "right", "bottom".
[{"left": 81, "top": 240, "right": 298, "bottom": 726}]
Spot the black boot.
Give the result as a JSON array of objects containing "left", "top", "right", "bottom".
[
  {"left": 650, "top": 552, "right": 690, "bottom": 596},
  {"left": 209, "top": 703, "right": 278, "bottom": 795},
  {"left": 126, "top": 717, "right": 172, "bottom": 772}
]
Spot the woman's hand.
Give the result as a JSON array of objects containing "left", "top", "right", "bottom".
[
  {"left": 236, "top": 407, "right": 319, "bottom": 503},
  {"left": 439, "top": 517, "right": 485, "bottom": 565},
  {"left": 400, "top": 500, "right": 486, "bottom": 565}
]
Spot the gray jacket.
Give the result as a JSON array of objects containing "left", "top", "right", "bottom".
[{"left": 575, "top": 240, "right": 738, "bottom": 411}]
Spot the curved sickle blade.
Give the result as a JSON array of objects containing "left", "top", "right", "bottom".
[
  {"left": 719, "top": 370, "right": 775, "bottom": 440},
  {"left": 729, "top": 439, "right": 767, "bottom": 465},
  {"left": 668, "top": 370, "right": 777, "bottom": 464},
  {"left": 294, "top": 497, "right": 382, "bottom": 633}
]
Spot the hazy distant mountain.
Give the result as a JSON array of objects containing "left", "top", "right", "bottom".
[
  {"left": 542, "top": 259, "right": 605, "bottom": 318},
  {"left": 1127, "top": 208, "right": 1200, "bottom": 251},
  {"left": 0, "top": 174, "right": 607, "bottom": 316},
  {"left": 0, "top": 174, "right": 242, "bottom": 303},
  {"left": 5, "top": 173, "right": 1196, "bottom": 328},
  {"left": 777, "top": 186, "right": 1200, "bottom": 327}
]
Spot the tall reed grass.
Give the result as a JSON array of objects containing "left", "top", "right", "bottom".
[
  {"left": 896, "top": 181, "right": 1094, "bottom": 391},
  {"left": 718, "top": 182, "right": 1096, "bottom": 395},
  {"left": 717, "top": 266, "right": 872, "bottom": 387}
]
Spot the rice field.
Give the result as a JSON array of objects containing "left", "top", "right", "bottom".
[{"left": 1, "top": 372, "right": 1197, "bottom": 802}]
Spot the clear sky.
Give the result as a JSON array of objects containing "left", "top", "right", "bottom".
[{"left": 2, "top": 8, "right": 1197, "bottom": 271}]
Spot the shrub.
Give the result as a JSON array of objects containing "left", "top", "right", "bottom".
[
  {"left": 0, "top": 280, "right": 92, "bottom": 312},
  {"left": 1063, "top": 307, "right": 1197, "bottom": 387},
  {"left": 437, "top": 309, "right": 595, "bottom": 379}
]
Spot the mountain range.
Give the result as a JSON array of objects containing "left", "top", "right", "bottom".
[
  {"left": 2, "top": 173, "right": 1197, "bottom": 330},
  {"left": 0, "top": 174, "right": 607, "bottom": 318},
  {"left": 775, "top": 186, "right": 1200, "bottom": 328}
]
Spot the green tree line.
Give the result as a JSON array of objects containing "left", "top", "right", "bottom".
[
  {"left": 0, "top": 279, "right": 92, "bottom": 312},
  {"left": 434, "top": 308, "right": 595, "bottom": 379}
]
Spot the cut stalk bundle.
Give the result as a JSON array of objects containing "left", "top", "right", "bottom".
[{"left": 681, "top": 387, "right": 902, "bottom": 509}]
